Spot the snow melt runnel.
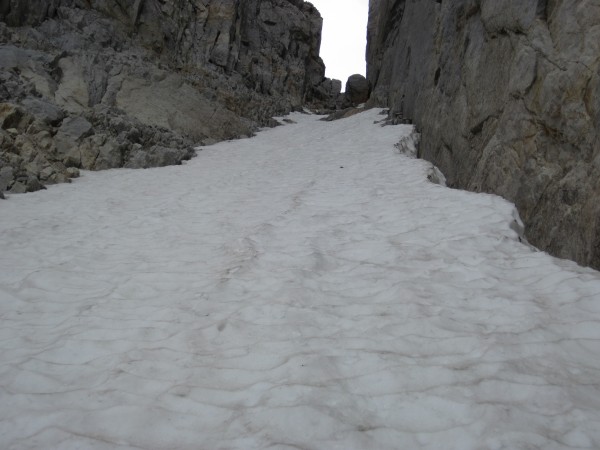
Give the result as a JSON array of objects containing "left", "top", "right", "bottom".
[{"left": 1, "top": 109, "right": 600, "bottom": 449}]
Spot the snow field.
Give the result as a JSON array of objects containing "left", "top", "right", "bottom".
[{"left": 1, "top": 109, "right": 600, "bottom": 449}]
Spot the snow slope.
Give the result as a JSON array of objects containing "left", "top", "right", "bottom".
[{"left": 1, "top": 109, "right": 599, "bottom": 449}]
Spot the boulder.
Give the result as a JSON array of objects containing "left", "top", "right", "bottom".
[
  {"left": 9, "top": 181, "right": 27, "bottom": 194},
  {"left": 57, "top": 116, "right": 94, "bottom": 142},
  {"left": 345, "top": 74, "right": 370, "bottom": 105},
  {"left": 54, "top": 116, "right": 94, "bottom": 166},
  {"left": 66, "top": 167, "right": 80, "bottom": 178},
  {"left": 0, "top": 166, "right": 14, "bottom": 192},
  {"left": 21, "top": 97, "right": 64, "bottom": 126}
]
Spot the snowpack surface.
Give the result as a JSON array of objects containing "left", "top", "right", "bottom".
[{"left": 1, "top": 109, "right": 600, "bottom": 449}]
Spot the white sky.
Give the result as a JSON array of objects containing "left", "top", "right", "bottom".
[{"left": 308, "top": 0, "right": 369, "bottom": 89}]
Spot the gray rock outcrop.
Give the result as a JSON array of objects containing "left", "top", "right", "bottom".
[
  {"left": 1, "top": 0, "right": 338, "bottom": 194},
  {"left": 367, "top": 0, "right": 600, "bottom": 270}
]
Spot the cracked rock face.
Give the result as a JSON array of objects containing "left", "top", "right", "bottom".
[
  {"left": 367, "top": 0, "right": 600, "bottom": 269},
  {"left": 0, "top": 0, "right": 338, "bottom": 195}
]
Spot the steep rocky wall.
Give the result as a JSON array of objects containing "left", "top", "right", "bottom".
[
  {"left": 0, "top": 0, "right": 338, "bottom": 194},
  {"left": 367, "top": 0, "right": 600, "bottom": 269}
]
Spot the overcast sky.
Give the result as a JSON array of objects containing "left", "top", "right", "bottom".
[{"left": 308, "top": 0, "right": 369, "bottom": 89}]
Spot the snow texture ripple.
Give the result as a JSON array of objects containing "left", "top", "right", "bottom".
[{"left": 1, "top": 109, "right": 600, "bottom": 449}]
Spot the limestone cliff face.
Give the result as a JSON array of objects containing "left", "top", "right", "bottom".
[
  {"left": 0, "top": 0, "right": 336, "bottom": 194},
  {"left": 367, "top": 0, "right": 600, "bottom": 269}
]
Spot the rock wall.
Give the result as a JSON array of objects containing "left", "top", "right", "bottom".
[
  {"left": 367, "top": 0, "right": 600, "bottom": 269},
  {"left": 0, "top": 0, "right": 337, "bottom": 194}
]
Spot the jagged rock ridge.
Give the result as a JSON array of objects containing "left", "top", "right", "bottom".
[
  {"left": 0, "top": 0, "right": 340, "bottom": 193},
  {"left": 367, "top": 0, "right": 600, "bottom": 269}
]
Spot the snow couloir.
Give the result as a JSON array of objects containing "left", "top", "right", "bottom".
[{"left": 1, "top": 109, "right": 599, "bottom": 449}]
